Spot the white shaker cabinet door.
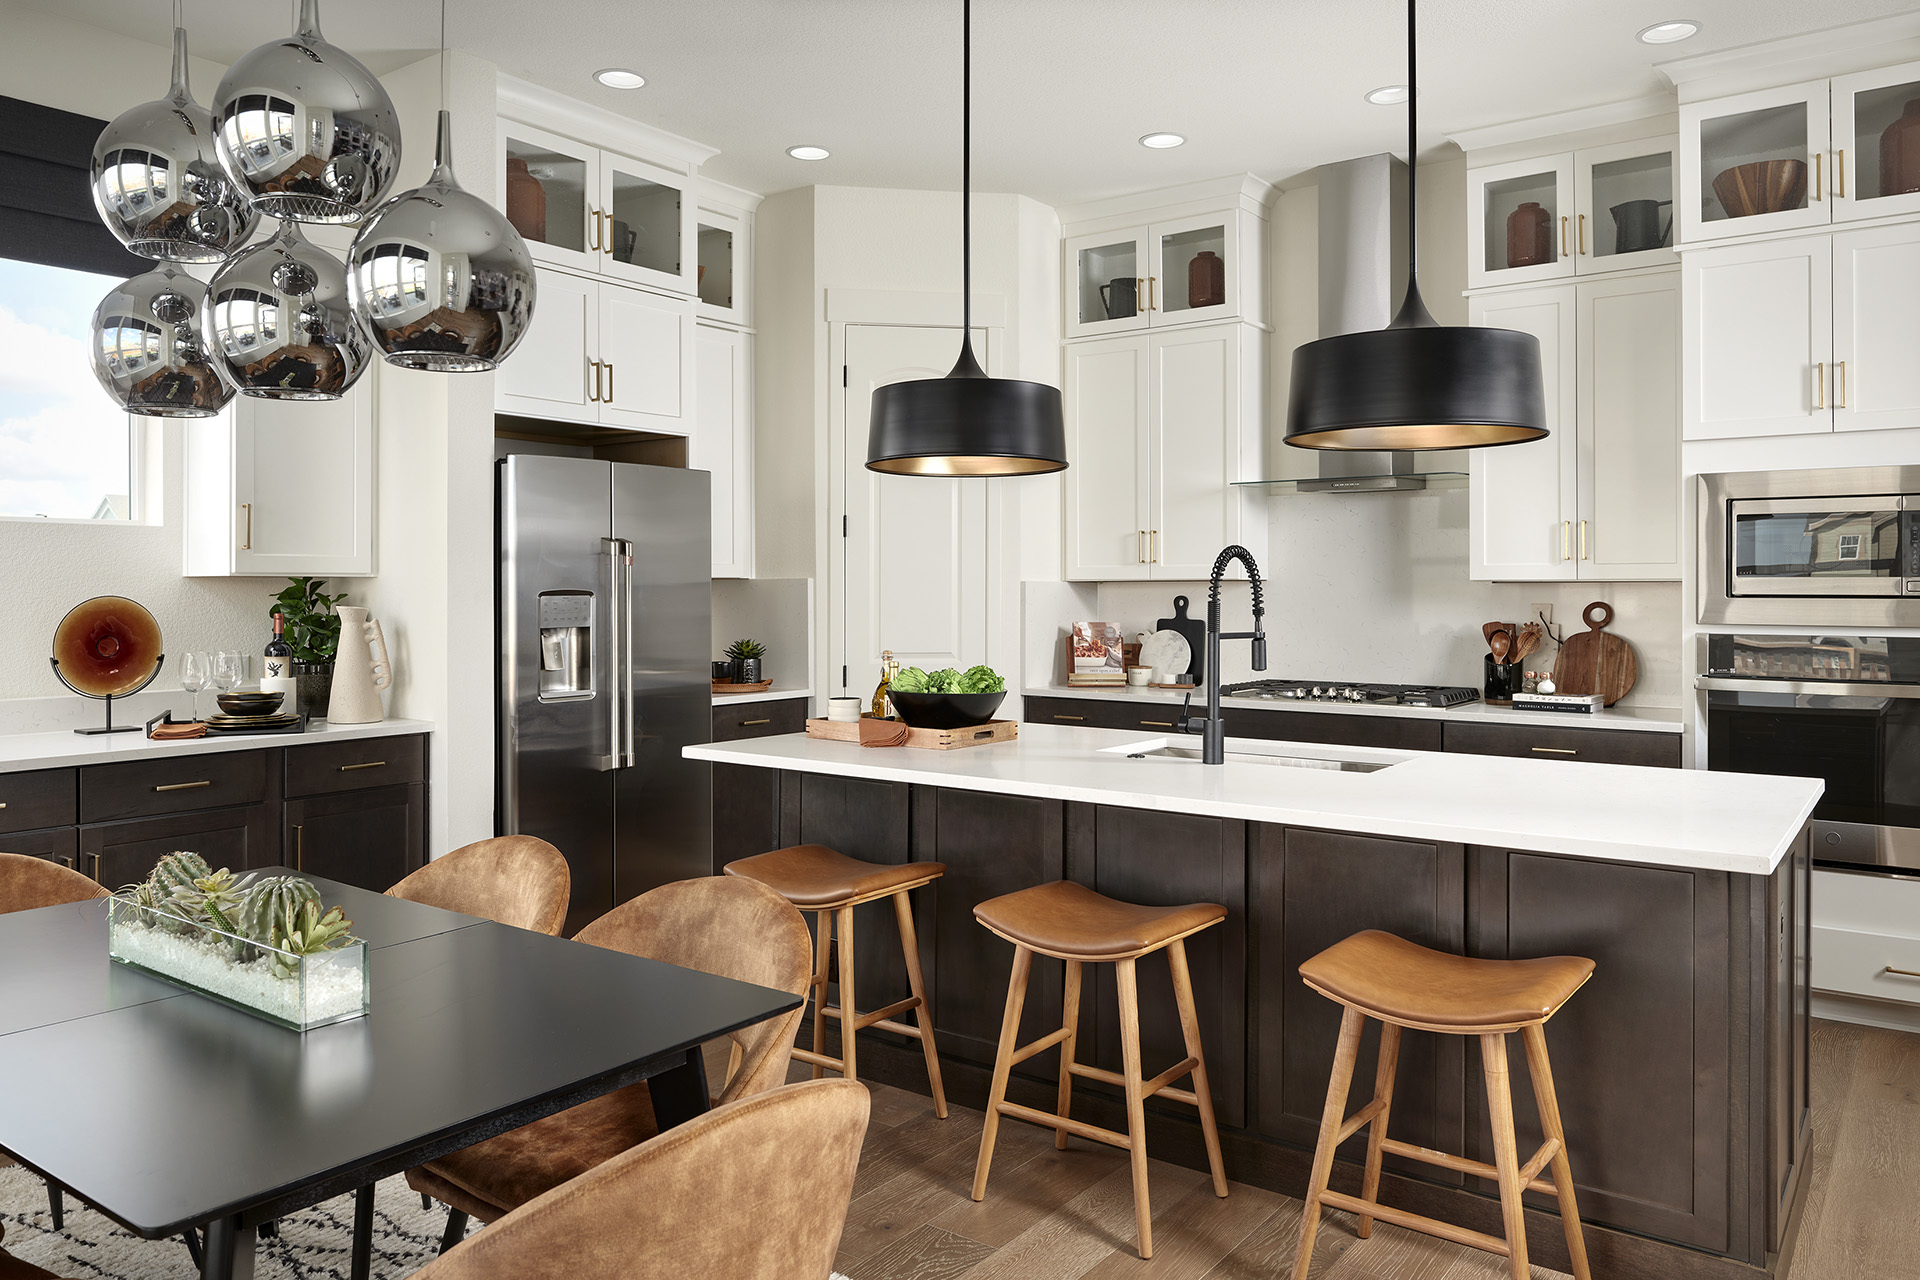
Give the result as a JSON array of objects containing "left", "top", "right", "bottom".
[
  {"left": 598, "top": 282, "right": 692, "bottom": 430},
  {"left": 1063, "top": 334, "right": 1151, "bottom": 580},
  {"left": 1578, "top": 272, "right": 1681, "bottom": 581},
  {"left": 692, "top": 323, "right": 752, "bottom": 578},
  {"left": 1833, "top": 221, "right": 1920, "bottom": 433},
  {"left": 1468, "top": 285, "right": 1577, "bottom": 581},
  {"left": 1682, "top": 235, "right": 1831, "bottom": 440},
  {"left": 494, "top": 267, "right": 597, "bottom": 425},
  {"left": 1149, "top": 323, "right": 1241, "bottom": 579}
]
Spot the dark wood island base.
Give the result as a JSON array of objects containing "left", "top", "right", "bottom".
[{"left": 751, "top": 769, "right": 1812, "bottom": 1280}]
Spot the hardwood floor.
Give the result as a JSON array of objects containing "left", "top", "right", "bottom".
[{"left": 820, "top": 1018, "right": 1918, "bottom": 1280}]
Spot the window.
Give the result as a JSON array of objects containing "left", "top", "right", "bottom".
[
  {"left": 0, "top": 257, "right": 138, "bottom": 521},
  {"left": 1838, "top": 533, "right": 1862, "bottom": 561}
]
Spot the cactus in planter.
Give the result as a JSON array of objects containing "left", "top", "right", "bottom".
[
  {"left": 262, "top": 898, "right": 355, "bottom": 979},
  {"left": 163, "top": 868, "right": 257, "bottom": 936},
  {"left": 237, "top": 876, "right": 323, "bottom": 954},
  {"left": 148, "top": 851, "right": 212, "bottom": 900}
]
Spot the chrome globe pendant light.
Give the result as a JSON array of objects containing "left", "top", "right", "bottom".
[
  {"left": 866, "top": 0, "right": 1065, "bottom": 477},
  {"left": 90, "top": 1, "right": 258, "bottom": 262},
  {"left": 346, "top": 1, "right": 537, "bottom": 371},
  {"left": 203, "top": 219, "right": 370, "bottom": 399},
  {"left": 89, "top": 266, "right": 234, "bottom": 417},
  {"left": 1285, "top": 0, "right": 1546, "bottom": 451},
  {"left": 211, "top": 0, "right": 400, "bottom": 224}
]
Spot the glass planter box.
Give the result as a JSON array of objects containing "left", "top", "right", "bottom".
[{"left": 107, "top": 896, "right": 369, "bottom": 1031}]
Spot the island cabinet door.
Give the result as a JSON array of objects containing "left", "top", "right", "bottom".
[
  {"left": 1467, "top": 849, "right": 1735, "bottom": 1256},
  {"left": 910, "top": 788, "right": 1068, "bottom": 1076},
  {"left": 1764, "top": 834, "right": 1812, "bottom": 1260},
  {"left": 283, "top": 784, "right": 425, "bottom": 893},
  {"left": 1252, "top": 827, "right": 1467, "bottom": 1171},
  {"left": 1073, "top": 804, "right": 1248, "bottom": 1129}
]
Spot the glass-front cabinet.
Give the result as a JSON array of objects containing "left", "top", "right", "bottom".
[
  {"left": 501, "top": 120, "right": 596, "bottom": 273},
  {"left": 599, "top": 153, "right": 693, "bottom": 294},
  {"left": 1467, "top": 139, "right": 1675, "bottom": 289},
  {"left": 1680, "top": 81, "right": 1829, "bottom": 243},
  {"left": 1578, "top": 138, "right": 1679, "bottom": 271},
  {"left": 1833, "top": 60, "right": 1920, "bottom": 223},
  {"left": 695, "top": 201, "right": 751, "bottom": 327},
  {"left": 1065, "top": 215, "right": 1239, "bottom": 339}
]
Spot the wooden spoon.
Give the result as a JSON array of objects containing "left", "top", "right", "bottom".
[{"left": 1490, "top": 631, "right": 1512, "bottom": 664}]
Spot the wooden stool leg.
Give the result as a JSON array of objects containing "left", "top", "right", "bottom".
[
  {"left": 892, "top": 889, "right": 948, "bottom": 1119},
  {"left": 1292, "top": 1005, "right": 1366, "bottom": 1280},
  {"left": 1481, "top": 1031, "right": 1532, "bottom": 1280},
  {"left": 972, "top": 945, "right": 1033, "bottom": 1202},
  {"left": 1054, "top": 959, "right": 1082, "bottom": 1150},
  {"left": 1355, "top": 1022, "right": 1401, "bottom": 1239},
  {"left": 1167, "top": 938, "right": 1227, "bottom": 1198},
  {"left": 810, "top": 910, "right": 833, "bottom": 1080},
  {"left": 1117, "top": 956, "right": 1155, "bottom": 1259},
  {"left": 1524, "top": 1023, "right": 1593, "bottom": 1280},
  {"left": 838, "top": 905, "right": 859, "bottom": 1084}
]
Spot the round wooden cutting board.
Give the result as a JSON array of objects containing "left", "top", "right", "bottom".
[{"left": 1551, "top": 601, "right": 1637, "bottom": 706}]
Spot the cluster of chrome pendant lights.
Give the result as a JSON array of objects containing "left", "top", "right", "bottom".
[{"left": 87, "top": 0, "right": 537, "bottom": 419}]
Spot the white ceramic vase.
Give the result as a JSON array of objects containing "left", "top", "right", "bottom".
[{"left": 326, "top": 605, "right": 392, "bottom": 724}]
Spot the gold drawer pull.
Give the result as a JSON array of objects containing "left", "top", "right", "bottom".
[
  {"left": 1529, "top": 746, "right": 1577, "bottom": 755},
  {"left": 338, "top": 761, "right": 387, "bottom": 772},
  {"left": 1884, "top": 966, "right": 1920, "bottom": 979},
  {"left": 0, "top": 802, "right": 7, "bottom": 809},
  {"left": 294, "top": 823, "right": 304, "bottom": 872},
  {"left": 86, "top": 852, "right": 102, "bottom": 883},
  {"left": 1140, "top": 720, "right": 1174, "bottom": 728},
  {"left": 154, "top": 780, "right": 212, "bottom": 792},
  {"left": 741, "top": 719, "right": 771, "bottom": 727},
  {"left": 1053, "top": 714, "right": 1085, "bottom": 721}
]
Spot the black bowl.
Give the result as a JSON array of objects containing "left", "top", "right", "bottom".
[
  {"left": 888, "top": 690, "right": 1006, "bottom": 730},
  {"left": 217, "top": 690, "right": 284, "bottom": 715}
]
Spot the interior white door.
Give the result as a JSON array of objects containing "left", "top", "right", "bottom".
[
  {"left": 598, "top": 284, "right": 691, "bottom": 430},
  {"left": 1467, "top": 286, "right": 1577, "bottom": 581},
  {"left": 495, "top": 268, "right": 596, "bottom": 424},
  {"left": 1833, "top": 221, "right": 1920, "bottom": 433},
  {"left": 233, "top": 383, "right": 376, "bottom": 576},
  {"left": 1063, "top": 334, "right": 1150, "bottom": 580},
  {"left": 1682, "top": 235, "right": 1831, "bottom": 440},
  {"left": 1149, "top": 324, "right": 1238, "bottom": 578},
  {"left": 838, "top": 324, "right": 990, "bottom": 699},
  {"left": 692, "top": 324, "right": 752, "bottom": 578},
  {"left": 1578, "top": 272, "right": 1680, "bottom": 581}
]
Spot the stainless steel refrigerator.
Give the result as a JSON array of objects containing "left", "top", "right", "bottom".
[{"left": 497, "top": 454, "right": 711, "bottom": 934}]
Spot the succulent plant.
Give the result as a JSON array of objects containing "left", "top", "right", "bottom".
[
  {"left": 162, "top": 868, "right": 258, "bottom": 948},
  {"left": 237, "top": 876, "right": 322, "bottom": 953},
  {"left": 263, "top": 899, "right": 355, "bottom": 979},
  {"left": 724, "top": 637, "right": 766, "bottom": 662},
  {"left": 148, "top": 851, "right": 213, "bottom": 900}
]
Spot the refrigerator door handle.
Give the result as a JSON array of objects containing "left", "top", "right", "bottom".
[
  {"left": 619, "top": 537, "right": 637, "bottom": 768},
  {"left": 603, "top": 537, "right": 635, "bottom": 770}
]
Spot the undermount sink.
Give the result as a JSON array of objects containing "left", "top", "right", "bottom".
[{"left": 1105, "top": 740, "right": 1399, "bottom": 773}]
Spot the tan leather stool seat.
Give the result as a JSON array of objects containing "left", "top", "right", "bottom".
[
  {"left": 974, "top": 880, "right": 1226, "bottom": 961},
  {"left": 726, "top": 844, "right": 944, "bottom": 909},
  {"left": 1300, "top": 929, "right": 1594, "bottom": 1031}
]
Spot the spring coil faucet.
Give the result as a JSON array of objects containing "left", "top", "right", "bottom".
[{"left": 1181, "top": 545, "right": 1267, "bottom": 764}]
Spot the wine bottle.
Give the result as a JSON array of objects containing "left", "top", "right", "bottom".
[
  {"left": 264, "top": 612, "right": 293, "bottom": 680},
  {"left": 870, "top": 649, "right": 898, "bottom": 720}
]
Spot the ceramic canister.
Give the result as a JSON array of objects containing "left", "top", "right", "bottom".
[
  {"left": 1506, "top": 201, "right": 1552, "bottom": 268},
  {"left": 1882, "top": 99, "right": 1920, "bottom": 198},
  {"left": 326, "top": 605, "right": 392, "bottom": 724}
]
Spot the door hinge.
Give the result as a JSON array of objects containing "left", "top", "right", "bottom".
[
  {"left": 842, "top": 365, "right": 849, "bottom": 387},
  {"left": 842, "top": 514, "right": 848, "bottom": 537},
  {"left": 842, "top": 665, "right": 848, "bottom": 687}
]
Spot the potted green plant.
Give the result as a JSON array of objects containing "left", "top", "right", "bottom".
[
  {"left": 270, "top": 577, "right": 348, "bottom": 717},
  {"left": 724, "top": 638, "right": 767, "bottom": 684}
]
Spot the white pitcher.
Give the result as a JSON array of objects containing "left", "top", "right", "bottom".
[{"left": 326, "top": 606, "right": 392, "bottom": 724}]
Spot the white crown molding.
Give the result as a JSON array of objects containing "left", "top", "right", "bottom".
[
  {"left": 1057, "top": 173, "right": 1276, "bottom": 230},
  {"left": 495, "top": 74, "right": 719, "bottom": 167},
  {"left": 1656, "top": 12, "right": 1920, "bottom": 101},
  {"left": 1446, "top": 94, "right": 1675, "bottom": 155},
  {"left": 699, "top": 176, "right": 765, "bottom": 214}
]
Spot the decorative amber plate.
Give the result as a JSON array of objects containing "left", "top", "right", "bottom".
[{"left": 52, "top": 596, "right": 164, "bottom": 697}]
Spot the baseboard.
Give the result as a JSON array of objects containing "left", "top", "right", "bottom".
[{"left": 1811, "top": 991, "right": 1920, "bottom": 1033}]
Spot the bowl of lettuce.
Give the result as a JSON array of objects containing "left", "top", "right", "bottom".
[{"left": 887, "top": 665, "right": 1007, "bottom": 729}]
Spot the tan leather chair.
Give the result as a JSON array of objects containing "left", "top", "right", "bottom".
[
  {"left": 414, "top": 1079, "right": 867, "bottom": 1280},
  {"left": 386, "top": 835, "right": 571, "bottom": 935},
  {"left": 409, "top": 876, "right": 814, "bottom": 1236}
]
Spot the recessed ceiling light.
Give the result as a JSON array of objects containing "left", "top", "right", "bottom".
[
  {"left": 1637, "top": 19, "right": 1700, "bottom": 44},
  {"left": 787, "top": 145, "right": 830, "bottom": 161},
  {"left": 593, "top": 68, "right": 646, "bottom": 89},
  {"left": 1365, "top": 84, "right": 1410, "bottom": 105},
  {"left": 1139, "top": 132, "right": 1185, "bottom": 149}
]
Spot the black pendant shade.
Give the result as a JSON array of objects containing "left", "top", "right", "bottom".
[
  {"left": 1285, "top": 1, "right": 1547, "bottom": 452},
  {"left": 866, "top": 0, "right": 1067, "bottom": 477}
]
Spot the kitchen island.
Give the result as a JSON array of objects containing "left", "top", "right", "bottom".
[{"left": 687, "top": 724, "right": 1820, "bottom": 1280}]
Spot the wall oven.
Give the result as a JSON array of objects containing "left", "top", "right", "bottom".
[
  {"left": 1699, "top": 634, "right": 1920, "bottom": 873},
  {"left": 1698, "top": 466, "right": 1920, "bottom": 627}
]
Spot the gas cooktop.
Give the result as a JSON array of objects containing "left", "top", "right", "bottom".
[{"left": 1219, "top": 679, "right": 1480, "bottom": 709}]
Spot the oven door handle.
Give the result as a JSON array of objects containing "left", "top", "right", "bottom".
[{"left": 1695, "top": 675, "right": 1920, "bottom": 699}]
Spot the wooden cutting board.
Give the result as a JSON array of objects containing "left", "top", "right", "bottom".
[
  {"left": 1156, "top": 595, "right": 1208, "bottom": 685},
  {"left": 1552, "top": 601, "right": 1637, "bottom": 706}
]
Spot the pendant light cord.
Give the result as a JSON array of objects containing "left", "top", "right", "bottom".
[
  {"left": 1405, "top": 0, "right": 1417, "bottom": 281},
  {"left": 440, "top": 0, "right": 449, "bottom": 115},
  {"left": 961, "top": 0, "right": 972, "bottom": 342}
]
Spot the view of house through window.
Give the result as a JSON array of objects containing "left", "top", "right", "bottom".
[{"left": 0, "top": 257, "right": 137, "bottom": 520}]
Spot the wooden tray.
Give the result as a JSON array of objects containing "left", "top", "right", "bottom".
[
  {"left": 713, "top": 680, "right": 774, "bottom": 694},
  {"left": 805, "top": 718, "right": 1018, "bottom": 750}
]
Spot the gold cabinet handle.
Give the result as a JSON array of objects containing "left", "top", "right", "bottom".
[
  {"left": 239, "top": 502, "right": 252, "bottom": 551},
  {"left": 86, "top": 852, "right": 102, "bottom": 883},
  {"left": 1837, "top": 149, "right": 1847, "bottom": 198},
  {"left": 294, "top": 823, "right": 303, "bottom": 872},
  {"left": 1149, "top": 530, "right": 1158, "bottom": 563},
  {"left": 605, "top": 361, "right": 614, "bottom": 403},
  {"left": 1139, "top": 720, "right": 1174, "bottom": 728},
  {"left": 1578, "top": 213, "right": 1587, "bottom": 255},
  {"left": 1837, "top": 360, "right": 1848, "bottom": 409},
  {"left": 1136, "top": 278, "right": 1144, "bottom": 316},
  {"left": 338, "top": 760, "right": 386, "bottom": 772},
  {"left": 1530, "top": 746, "right": 1578, "bottom": 755},
  {"left": 1814, "top": 362, "right": 1825, "bottom": 410},
  {"left": 1053, "top": 714, "right": 1085, "bottom": 721},
  {"left": 1885, "top": 966, "right": 1920, "bottom": 978},
  {"left": 1813, "top": 152, "right": 1823, "bottom": 201},
  {"left": 741, "top": 718, "right": 771, "bottom": 727},
  {"left": 1560, "top": 215, "right": 1569, "bottom": 258},
  {"left": 589, "top": 208, "right": 603, "bottom": 251},
  {"left": 0, "top": 802, "right": 7, "bottom": 810},
  {"left": 588, "top": 358, "right": 602, "bottom": 402},
  {"left": 1561, "top": 520, "right": 1571, "bottom": 561},
  {"left": 1579, "top": 520, "right": 1589, "bottom": 561},
  {"left": 153, "top": 780, "right": 212, "bottom": 793},
  {"left": 1147, "top": 276, "right": 1156, "bottom": 312},
  {"left": 56, "top": 855, "right": 73, "bottom": 869},
  {"left": 1137, "top": 530, "right": 1146, "bottom": 564}
]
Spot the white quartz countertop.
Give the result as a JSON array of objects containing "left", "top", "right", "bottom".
[
  {"left": 1023, "top": 685, "right": 1684, "bottom": 734},
  {"left": 711, "top": 686, "right": 811, "bottom": 707},
  {"left": 686, "top": 722, "right": 1818, "bottom": 875},
  {"left": 0, "top": 718, "right": 433, "bottom": 773}
]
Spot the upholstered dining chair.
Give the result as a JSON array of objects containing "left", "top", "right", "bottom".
[
  {"left": 409, "top": 875, "right": 815, "bottom": 1246},
  {"left": 0, "top": 851, "right": 108, "bottom": 1230},
  {"left": 385, "top": 835, "right": 570, "bottom": 935},
  {"left": 414, "top": 1079, "right": 868, "bottom": 1280}
]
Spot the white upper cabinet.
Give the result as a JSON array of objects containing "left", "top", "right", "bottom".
[
  {"left": 693, "top": 323, "right": 753, "bottom": 578},
  {"left": 1467, "top": 287, "right": 1577, "bottom": 581},
  {"left": 1832, "top": 61, "right": 1920, "bottom": 224},
  {"left": 1682, "top": 235, "right": 1831, "bottom": 441},
  {"left": 494, "top": 267, "right": 597, "bottom": 421},
  {"left": 495, "top": 268, "right": 694, "bottom": 433},
  {"left": 1061, "top": 177, "right": 1269, "bottom": 340},
  {"left": 1834, "top": 221, "right": 1920, "bottom": 433},
  {"left": 695, "top": 201, "right": 753, "bottom": 328},
  {"left": 1062, "top": 334, "right": 1151, "bottom": 580},
  {"left": 1466, "top": 138, "right": 1675, "bottom": 290}
]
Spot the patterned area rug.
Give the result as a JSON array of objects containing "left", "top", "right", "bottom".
[{"left": 1, "top": 1165, "right": 859, "bottom": 1278}]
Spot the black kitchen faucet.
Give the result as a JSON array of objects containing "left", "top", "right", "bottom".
[{"left": 1180, "top": 545, "right": 1267, "bottom": 764}]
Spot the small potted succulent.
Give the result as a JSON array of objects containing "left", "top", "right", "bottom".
[
  {"left": 270, "top": 577, "right": 347, "bottom": 716},
  {"left": 724, "top": 637, "right": 767, "bottom": 684}
]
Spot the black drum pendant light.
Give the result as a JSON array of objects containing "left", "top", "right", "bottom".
[
  {"left": 866, "top": 0, "right": 1065, "bottom": 477},
  {"left": 1285, "top": 0, "right": 1547, "bottom": 451}
]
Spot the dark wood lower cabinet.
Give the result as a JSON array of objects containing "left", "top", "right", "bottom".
[
  {"left": 284, "top": 783, "right": 425, "bottom": 891},
  {"left": 710, "top": 697, "right": 810, "bottom": 875},
  {"left": 80, "top": 804, "right": 277, "bottom": 889},
  {"left": 0, "top": 826, "right": 78, "bottom": 869}
]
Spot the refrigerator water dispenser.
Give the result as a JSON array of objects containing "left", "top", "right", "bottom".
[{"left": 537, "top": 590, "right": 594, "bottom": 699}]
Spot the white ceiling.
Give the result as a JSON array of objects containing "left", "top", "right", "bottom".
[{"left": 16, "top": 0, "right": 1919, "bottom": 204}]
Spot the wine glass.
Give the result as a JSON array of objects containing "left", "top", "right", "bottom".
[
  {"left": 180, "top": 651, "right": 210, "bottom": 721},
  {"left": 212, "top": 651, "right": 245, "bottom": 703}
]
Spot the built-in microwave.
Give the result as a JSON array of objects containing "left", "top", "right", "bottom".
[{"left": 1698, "top": 466, "right": 1920, "bottom": 627}]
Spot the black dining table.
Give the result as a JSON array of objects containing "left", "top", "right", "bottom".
[{"left": 0, "top": 870, "right": 803, "bottom": 1280}]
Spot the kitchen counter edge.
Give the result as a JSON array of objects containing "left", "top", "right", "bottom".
[{"left": 0, "top": 719, "right": 434, "bottom": 773}]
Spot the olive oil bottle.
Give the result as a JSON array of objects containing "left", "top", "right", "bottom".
[{"left": 871, "top": 649, "right": 899, "bottom": 719}]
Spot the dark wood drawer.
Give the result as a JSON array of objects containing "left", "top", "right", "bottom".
[
  {"left": 0, "top": 769, "right": 77, "bottom": 835},
  {"left": 0, "top": 826, "right": 78, "bottom": 870},
  {"left": 1022, "top": 696, "right": 1139, "bottom": 730},
  {"left": 80, "top": 750, "right": 268, "bottom": 823},
  {"left": 80, "top": 805, "right": 276, "bottom": 888},
  {"left": 287, "top": 734, "right": 426, "bottom": 798},
  {"left": 1443, "top": 721, "right": 1681, "bottom": 768},
  {"left": 712, "top": 696, "right": 808, "bottom": 743},
  {"left": 1234, "top": 708, "right": 1442, "bottom": 752}
]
